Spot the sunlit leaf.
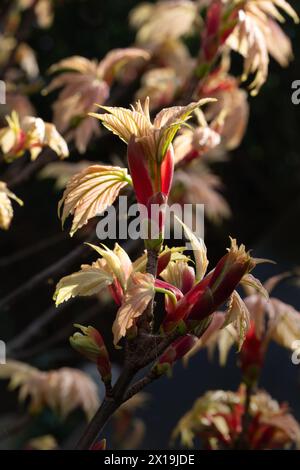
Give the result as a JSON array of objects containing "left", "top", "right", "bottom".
[{"left": 58, "top": 164, "right": 131, "bottom": 236}]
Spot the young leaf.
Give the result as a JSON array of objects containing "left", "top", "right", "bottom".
[
  {"left": 112, "top": 272, "right": 154, "bottom": 346},
  {"left": 58, "top": 164, "right": 131, "bottom": 236},
  {"left": 54, "top": 260, "right": 113, "bottom": 306}
]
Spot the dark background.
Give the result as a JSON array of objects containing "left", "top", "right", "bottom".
[{"left": 0, "top": 0, "right": 300, "bottom": 449}]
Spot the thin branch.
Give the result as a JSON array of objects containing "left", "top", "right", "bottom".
[
  {"left": 6, "top": 238, "right": 141, "bottom": 355},
  {"left": 0, "top": 190, "right": 137, "bottom": 311},
  {"left": 145, "top": 247, "right": 159, "bottom": 324},
  {"left": 74, "top": 247, "right": 161, "bottom": 449},
  {"left": 140, "top": 329, "right": 179, "bottom": 367},
  {"left": 4, "top": 149, "right": 56, "bottom": 189},
  {"left": 75, "top": 365, "right": 136, "bottom": 450},
  {"left": 74, "top": 325, "right": 179, "bottom": 449},
  {"left": 0, "top": 232, "right": 67, "bottom": 268},
  {"left": 0, "top": 234, "right": 96, "bottom": 311},
  {"left": 10, "top": 302, "right": 102, "bottom": 360},
  {"left": 6, "top": 301, "right": 74, "bottom": 354},
  {"left": 146, "top": 248, "right": 159, "bottom": 277},
  {"left": 123, "top": 370, "right": 158, "bottom": 402}
]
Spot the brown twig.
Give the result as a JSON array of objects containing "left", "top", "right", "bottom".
[
  {"left": 123, "top": 370, "right": 158, "bottom": 401},
  {"left": 75, "top": 365, "right": 136, "bottom": 450},
  {"left": 74, "top": 325, "right": 179, "bottom": 449},
  {"left": 74, "top": 246, "right": 162, "bottom": 449}
]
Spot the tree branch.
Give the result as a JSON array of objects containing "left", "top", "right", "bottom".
[
  {"left": 74, "top": 247, "right": 162, "bottom": 449},
  {"left": 10, "top": 302, "right": 107, "bottom": 360},
  {"left": 75, "top": 365, "right": 136, "bottom": 450},
  {"left": 74, "top": 323, "right": 180, "bottom": 449},
  {"left": 6, "top": 301, "right": 73, "bottom": 355},
  {"left": 4, "top": 149, "right": 56, "bottom": 189},
  {"left": 123, "top": 370, "right": 158, "bottom": 402},
  {"left": 0, "top": 234, "right": 96, "bottom": 311}
]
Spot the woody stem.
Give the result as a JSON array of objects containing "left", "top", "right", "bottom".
[
  {"left": 146, "top": 247, "right": 159, "bottom": 277},
  {"left": 75, "top": 249, "right": 160, "bottom": 449},
  {"left": 75, "top": 365, "right": 136, "bottom": 450}
]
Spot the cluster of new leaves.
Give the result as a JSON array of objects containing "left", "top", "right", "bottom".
[
  {"left": 185, "top": 273, "right": 300, "bottom": 372},
  {"left": 0, "top": 0, "right": 298, "bottom": 230},
  {"left": 172, "top": 271, "right": 300, "bottom": 450},
  {"left": 43, "top": 49, "right": 150, "bottom": 153},
  {"left": 0, "top": 360, "right": 99, "bottom": 420},
  {"left": 55, "top": 168, "right": 263, "bottom": 371},
  {"left": 130, "top": 0, "right": 298, "bottom": 96},
  {"left": 49, "top": 93, "right": 269, "bottom": 432},
  {"left": 172, "top": 386, "right": 300, "bottom": 450},
  {"left": 0, "top": 111, "right": 69, "bottom": 162}
]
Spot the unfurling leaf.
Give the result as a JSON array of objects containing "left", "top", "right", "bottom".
[
  {"left": 53, "top": 259, "right": 113, "bottom": 306},
  {"left": 112, "top": 272, "right": 155, "bottom": 346},
  {"left": 160, "top": 260, "right": 195, "bottom": 294},
  {"left": 70, "top": 324, "right": 112, "bottom": 384},
  {"left": 130, "top": 0, "right": 198, "bottom": 46},
  {"left": 58, "top": 165, "right": 131, "bottom": 236},
  {"left": 90, "top": 98, "right": 214, "bottom": 163},
  {"left": 240, "top": 273, "right": 269, "bottom": 299},
  {"left": 223, "top": 290, "right": 250, "bottom": 350},
  {"left": 90, "top": 98, "right": 215, "bottom": 245},
  {"left": 174, "top": 216, "right": 208, "bottom": 282},
  {"left": 54, "top": 242, "right": 133, "bottom": 306},
  {"left": 164, "top": 238, "right": 254, "bottom": 330},
  {"left": 268, "top": 298, "right": 300, "bottom": 350},
  {"left": 226, "top": 1, "right": 298, "bottom": 95},
  {"left": 97, "top": 48, "right": 150, "bottom": 84},
  {"left": 86, "top": 242, "right": 132, "bottom": 291}
]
